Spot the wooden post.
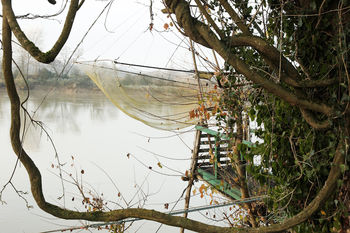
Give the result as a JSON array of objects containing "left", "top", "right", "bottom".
[
  {"left": 180, "top": 128, "right": 201, "bottom": 233},
  {"left": 214, "top": 136, "right": 218, "bottom": 179}
]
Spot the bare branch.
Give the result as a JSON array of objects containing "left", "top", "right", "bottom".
[
  {"left": 164, "top": 0, "right": 210, "bottom": 47},
  {"left": 2, "top": 0, "right": 80, "bottom": 63},
  {"left": 217, "top": 0, "right": 250, "bottom": 34},
  {"left": 193, "top": 0, "right": 225, "bottom": 39}
]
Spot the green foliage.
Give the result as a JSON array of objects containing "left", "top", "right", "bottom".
[{"left": 207, "top": 0, "right": 349, "bottom": 231}]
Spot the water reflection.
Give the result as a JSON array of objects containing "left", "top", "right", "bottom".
[
  {"left": 0, "top": 90, "right": 119, "bottom": 151},
  {"left": 22, "top": 90, "right": 118, "bottom": 129},
  {"left": 0, "top": 89, "right": 218, "bottom": 233}
]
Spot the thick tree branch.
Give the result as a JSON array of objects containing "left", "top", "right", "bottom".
[
  {"left": 228, "top": 36, "right": 300, "bottom": 82},
  {"left": 171, "top": 1, "right": 336, "bottom": 90},
  {"left": 167, "top": 0, "right": 302, "bottom": 88},
  {"left": 233, "top": 110, "right": 258, "bottom": 227},
  {"left": 2, "top": 0, "right": 80, "bottom": 63},
  {"left": 165, "top": 0, "right": 333, "bottom": 116},
  {"left": 224, "top": 52, "right": 332, "bottom": 115},
  {"left": 254, "top": 140, "right": 345, "bottom": 232},
  {"left": 300, "top": 109, "right": 332, "bottom": 130},
  {"left": 297, "top": 78, "right": 339, "bottom": 87}
]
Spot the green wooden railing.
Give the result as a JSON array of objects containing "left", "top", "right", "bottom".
[{"left": 195, "top": 125, "right": 254, "bottom": 200}]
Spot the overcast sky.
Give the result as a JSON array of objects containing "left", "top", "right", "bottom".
[{"left": 7, "top": 0, "right": 219, "bottom": 71}]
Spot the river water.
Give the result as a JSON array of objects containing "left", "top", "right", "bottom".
[{"left": 0, "top": 89, "right": 227, "bottom": 233}]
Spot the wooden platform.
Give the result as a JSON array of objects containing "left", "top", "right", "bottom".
[{"left": 194, "top": 125, "right": 242, "bottom": 200}]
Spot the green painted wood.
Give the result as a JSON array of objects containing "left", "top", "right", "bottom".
[
  {"left": 242, "top": 140, "right": 254, "bottom": 147},
  {"left": 195, "top": 125, "right": 229, "bottom": 140},
  {"left": 195, "top": 125, "right": 256, "bottom": 199},
  {"left": 197, "top": 168, "right": 241, "bottom": 200},
  {"left": 195, "top": 125, "right": 254, "bottom": 147}
]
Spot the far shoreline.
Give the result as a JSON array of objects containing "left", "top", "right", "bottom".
[{"left": 0, "top": 85, "right": 106, "bottom": 99}]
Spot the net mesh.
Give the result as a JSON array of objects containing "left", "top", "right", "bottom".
[{"left": 77, "top": 60, "right": 216, "bottom": 130}]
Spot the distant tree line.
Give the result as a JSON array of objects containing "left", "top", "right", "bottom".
[{"left": 0, "top": 63, "right": 96, "bottom": 90}]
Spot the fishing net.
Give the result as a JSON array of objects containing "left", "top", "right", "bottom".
[{"left": 77, "top": 60, "right": 216, "bottom": 130}]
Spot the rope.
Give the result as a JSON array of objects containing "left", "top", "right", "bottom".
[
  {"left": 114, "top": 60, "right": 197, "bottom": 73},
  {"left": 76, "top": 61, "right": 200, "bottom": 87},
  {"left": 39, "top": 196, "right": 266, "bottom": 232}
]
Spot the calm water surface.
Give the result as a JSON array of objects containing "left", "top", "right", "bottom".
[{"left": 0, "top": 89, "right": 224, "bottom": 233}]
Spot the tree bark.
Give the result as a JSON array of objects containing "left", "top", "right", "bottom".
[{"left": 2, "top": 0, "right": 79, "bottom": 63}]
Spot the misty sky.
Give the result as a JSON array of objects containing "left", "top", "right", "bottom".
[{"left": 8, "top": 0, "right": 217, "bottom": 71}]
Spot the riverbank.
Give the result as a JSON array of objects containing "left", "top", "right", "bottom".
[
  {"left": 0, "top": 68, "right": 97, "bottom": 92},
  {"left": 0, "top": 84, "right": 105, "bottom": 101}
]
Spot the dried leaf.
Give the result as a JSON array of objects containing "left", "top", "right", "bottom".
[
  {"left": 163, "top": 23, "right": 169, "bottom": 30},
  {"left": 189, "top": 109, "right": 195, "bottom": 119},
  {"left": 157, "top": 162, "right": 163, "bottom": 168}
]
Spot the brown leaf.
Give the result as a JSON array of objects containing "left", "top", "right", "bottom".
[
  {"left": 157, "top": 162, "right": 163, "bottom": 168},
  {"left": 163, "top": 23, "right": 169, "bottom": 30},
  {"left": 189, "top": 109, "right": 195, "bottom": 119}
]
